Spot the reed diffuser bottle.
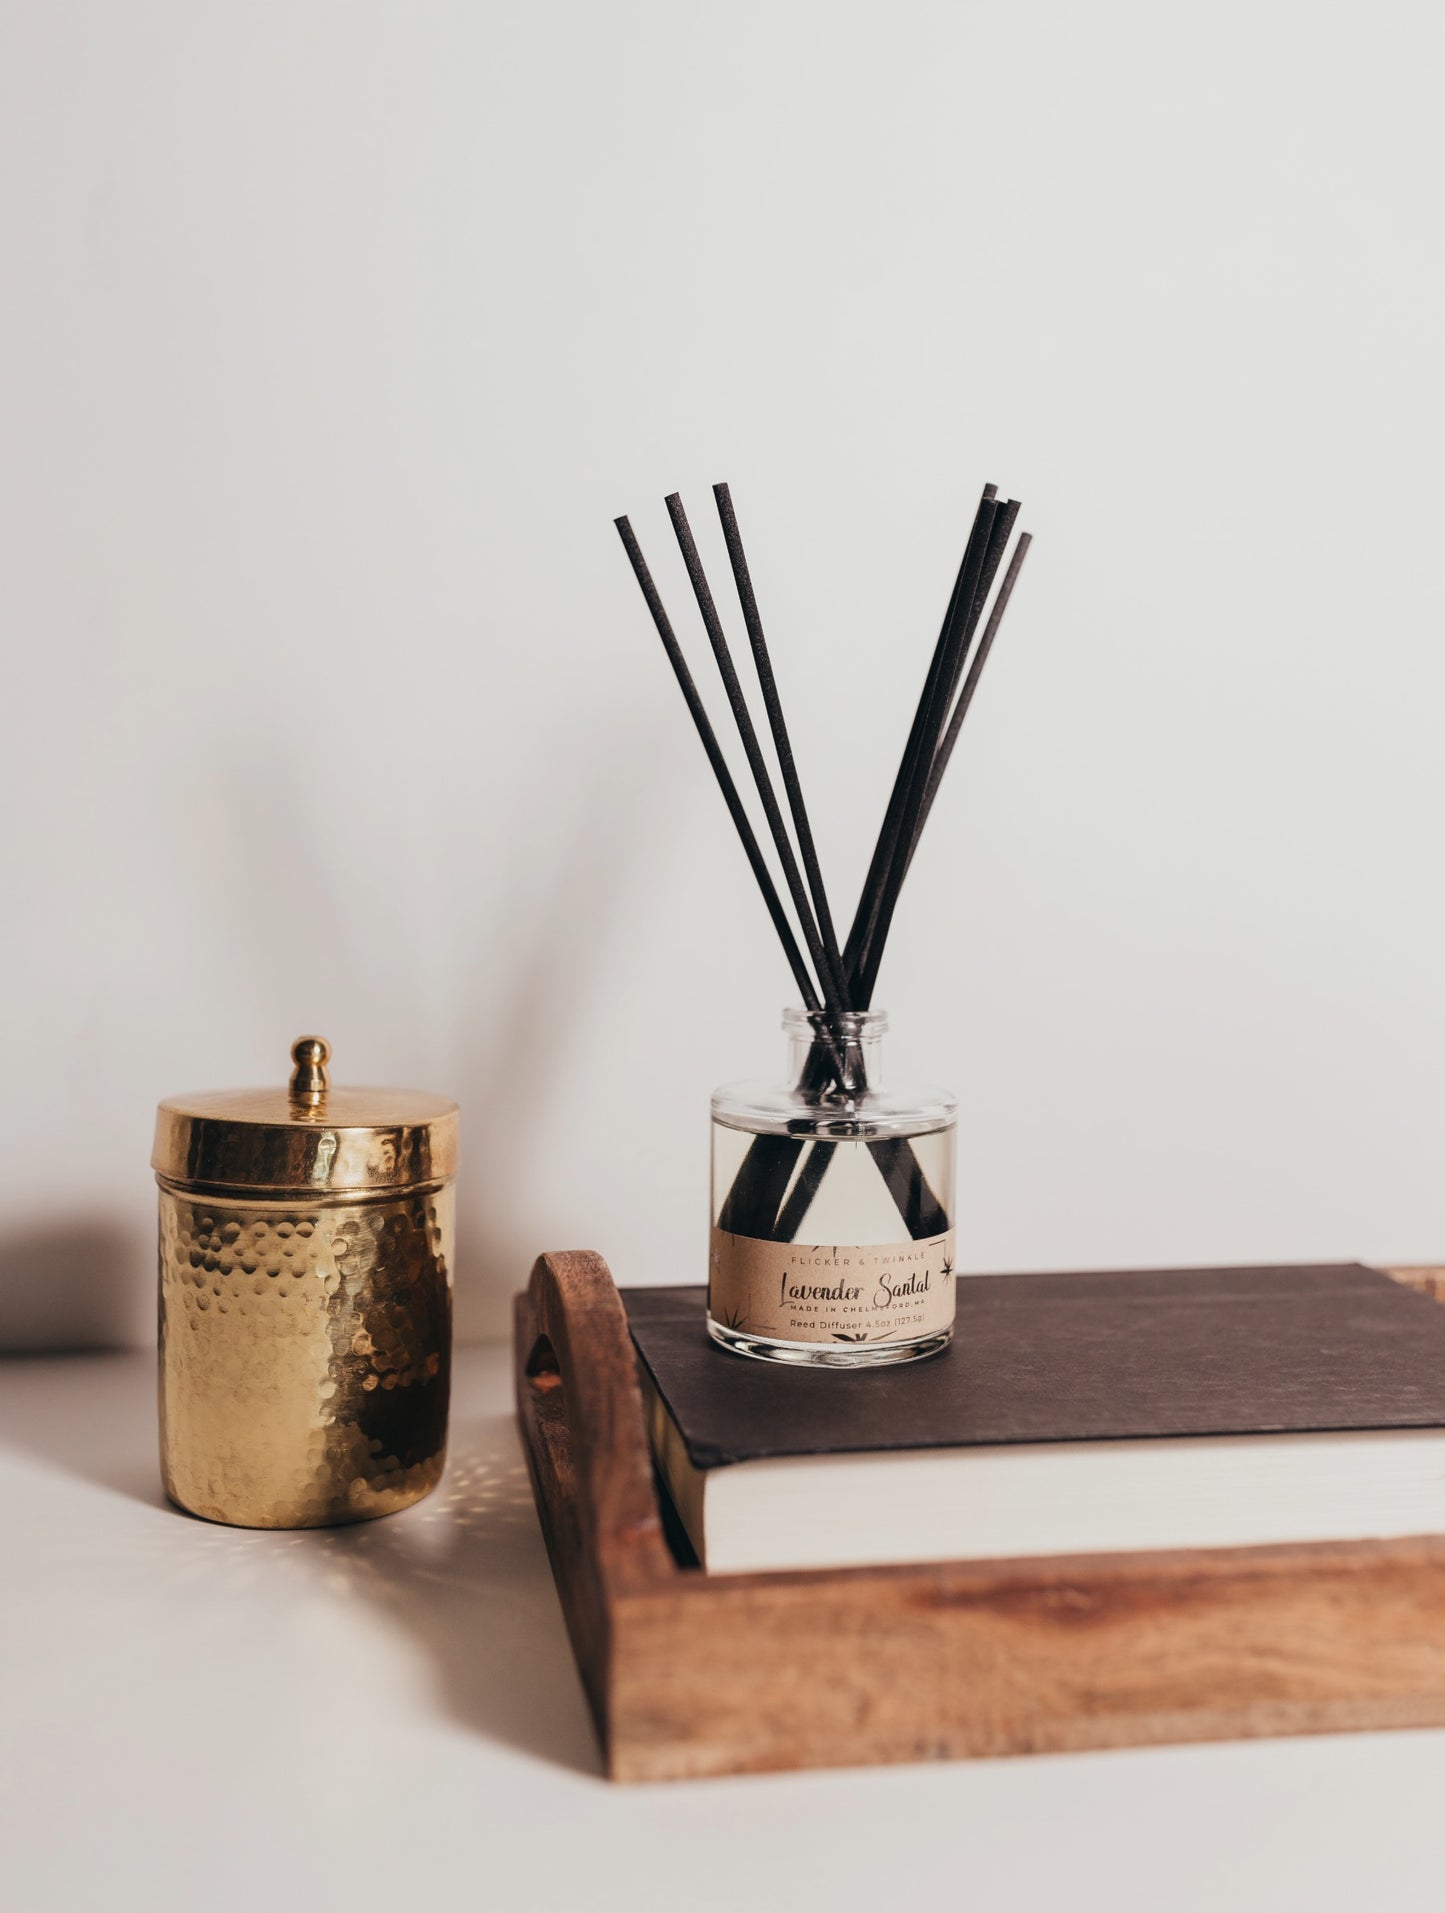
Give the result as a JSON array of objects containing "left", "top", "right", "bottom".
[
  {"left": 617, "top": 476, "right": 1030, "bottom": 1368},
  {"left": 711, "top": 1009, "right": 956, "bottom": 1365}
]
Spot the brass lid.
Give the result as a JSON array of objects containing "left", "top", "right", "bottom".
[{"left": 152, "top": 1036, "right": 459, "bottom": 1197}]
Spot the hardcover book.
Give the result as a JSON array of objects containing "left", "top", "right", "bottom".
[{"left": 625, "top": 1264, "right": 1445, "bottom": 1573}]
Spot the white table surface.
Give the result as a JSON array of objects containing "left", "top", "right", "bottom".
[{"left": 5, "top": 1348, "right": 1445, "bottom": 1913}]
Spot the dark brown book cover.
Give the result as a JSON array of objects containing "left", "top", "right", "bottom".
[{"left": 624, "top": 1265, "right": 1445, "bottom": 1470}]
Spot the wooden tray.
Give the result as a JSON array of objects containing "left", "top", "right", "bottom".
[{"left": 514, "top": 1251, "right": 1445, "bottom": 1782}]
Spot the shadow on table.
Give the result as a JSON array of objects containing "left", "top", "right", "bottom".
[
  {"left": 301, "top": 1401, "right": 603, "bottom": 1778},
  {"left": 0, "top": 1355, "right": 597, "bottom": 1771},
  {"left": 0, "top": 1350, "right": 167, "bottom": 1510},
  {"left": 0, "top": 1219, "right": 161, "bottom": 1504}
]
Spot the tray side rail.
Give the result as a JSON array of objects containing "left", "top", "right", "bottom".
[{"left": 514, "top": 1249, "right": 678, "bottom": 1763}]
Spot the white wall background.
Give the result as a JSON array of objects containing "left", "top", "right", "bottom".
[{"left": 2, "top": 0, "right": 1442, "bottom": 1348}]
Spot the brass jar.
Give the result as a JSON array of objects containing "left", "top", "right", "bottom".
[{"left": 152, "top": 1037, "right": 458, "bottom": 1529}]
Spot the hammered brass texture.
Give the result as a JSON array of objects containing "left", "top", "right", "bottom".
[{"left": 158, "top": 1185, "right": 453, "bottom": 1528}]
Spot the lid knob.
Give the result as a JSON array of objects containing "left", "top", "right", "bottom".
[{"left": 288, "top": 1035, "right": 331, "bottom": 1107}]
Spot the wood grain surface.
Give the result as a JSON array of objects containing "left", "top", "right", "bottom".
[{"left": 515, "top": 1253, "right": 1445, "bottom": 1782}]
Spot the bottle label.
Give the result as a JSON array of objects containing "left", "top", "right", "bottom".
[{"left": 709, "top": 1229, "right": 956, "bottom": 1347}]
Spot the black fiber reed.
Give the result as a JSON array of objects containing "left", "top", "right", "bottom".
[
  {"left": 664, "top": 493, "right": 851, "bottom": 1037},
  {"left": 852, "top": 491, "right": 1000, "bottom": 1004},
  {"left": 942, "top": 499, "right": 1019, "bottom": 713},
  {"left": 613, "top": 515, "right": 822, "bottom": 1014},
  {"left": 713, "top": 482, "right": 850, "bottom": 1010},
  {"left": 908, "top": 531, "right": 1032, "bottom": 871},
  {"left": 839, "top": 485, "right": 998, "bottom": 992}
]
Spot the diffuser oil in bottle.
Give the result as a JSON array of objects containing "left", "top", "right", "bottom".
[{"left": 709, "top": 1009, "right": 957, "bottom": 1367}]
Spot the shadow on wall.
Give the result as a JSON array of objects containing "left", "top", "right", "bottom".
[
  {"left": 447, "top": 726, "right": 661, "bottom": 1342},
  {"left": 0, "top": 722, "right": 654, "bottom": 1355},
  {"left": 185, "top": 718, "right": 663, "bottom": 1348},
  {"left": 0, "top": 1219, "right": 144, "bottom": 1353}
]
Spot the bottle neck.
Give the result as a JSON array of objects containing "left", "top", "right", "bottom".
[{"left": 783, "top": 1008, "right": 887, "bottom": 1100}]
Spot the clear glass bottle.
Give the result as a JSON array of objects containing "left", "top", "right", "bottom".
[{"left": 709, "top": 1008, "right": 957, "bottom": 1367}]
